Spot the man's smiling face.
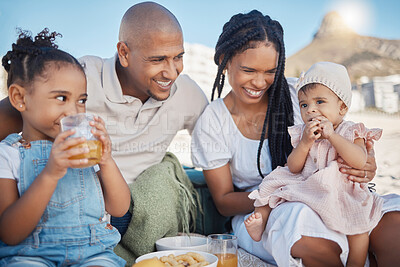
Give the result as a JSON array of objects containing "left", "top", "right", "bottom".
[{"left": 124, "top": 29, "right": 184, "bottom": 102}]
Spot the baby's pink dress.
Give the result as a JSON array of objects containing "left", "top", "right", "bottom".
[{"left": 249, "top": 120, "right": 383, "bottom": 235}]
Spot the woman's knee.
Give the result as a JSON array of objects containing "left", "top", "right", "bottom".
[
  {"left": 369, "top": 211, "right": 400, "bottom": 265},
  {"left": 291, "top": 236, "right": 343, "bottom": 267}
]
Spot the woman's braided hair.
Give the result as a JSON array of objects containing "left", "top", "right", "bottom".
[
  {"left": 2, "top": 28, "right": 84, "bottom": 89},
  {"left": 212, "top": 10, "right": 294, "bottom": 177}
]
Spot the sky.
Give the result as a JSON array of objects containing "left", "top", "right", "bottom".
[{"left": 0, "top": 0, "right": 399, "bottom": 60}]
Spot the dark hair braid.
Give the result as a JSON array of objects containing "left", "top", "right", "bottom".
[
  {"left": 257, "top": 28, "right": 294, "bottom": 173},
  {"left": 212, "top": 10, "right": 294, "bottom": 177},
  {"left": 2, "top": 28, "right": 84, "bottom": 89}
]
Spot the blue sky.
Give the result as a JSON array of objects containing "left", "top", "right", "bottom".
[{"left": 0, "top": 0, "right": 399, "bottom": 60}]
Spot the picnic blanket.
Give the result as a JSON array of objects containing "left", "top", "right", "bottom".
[{"left": 114, "top": 152, "right": 199, "bottom": 266}]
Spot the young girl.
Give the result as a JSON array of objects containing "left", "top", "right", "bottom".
[
  {"left": 245, "top": 61, "right": 383, "bottom": 266},
  {"left": 0, "top": 29, "right": 130, "bottom": 266}
]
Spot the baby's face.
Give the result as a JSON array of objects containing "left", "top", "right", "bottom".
[{"left": 298, "top": 84, "right": 347, "bottom": 129}]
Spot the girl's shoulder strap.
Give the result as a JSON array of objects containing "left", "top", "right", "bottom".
[{"left": 1, "top": 133, "right": 23, "bottom": 146}]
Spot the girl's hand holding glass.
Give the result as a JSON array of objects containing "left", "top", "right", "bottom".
[
  {"left": 44, "top": 129, "right": 90, "bottom": 180},
  {"left": 60, "top": 113, "right": 102, "bottom": 168},
  {"left": 88, "top": 115, "right": 112, "bottom": 166}
]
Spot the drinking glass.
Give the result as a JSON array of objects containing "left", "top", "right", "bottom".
[
  {"left": 60, "top": 113, "right": 102, "bottom": 168},
  {"left": 207, "top": 234, "right": 238, "bottom": 267}
]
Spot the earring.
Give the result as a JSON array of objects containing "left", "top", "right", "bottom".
[{"left": 19, "top": 104, "right": 23, "bottom": 108}]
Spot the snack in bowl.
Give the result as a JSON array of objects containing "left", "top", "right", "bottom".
[
  {"left": 156, "top": 236, "right": 208, "bottom": 252},
  {"left": 135, "top": 250, "right": 218, "bottom": 267},
  {"left": 132, "top": 258, "right": 165, "bottom": 267}
]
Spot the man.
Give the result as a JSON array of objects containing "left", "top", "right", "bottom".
[
  {"left": 79, "top": 2, "right": 207, "bottom": 187},
  {"left": 0, "top": 2, "right": 208, "bottom": 263}
]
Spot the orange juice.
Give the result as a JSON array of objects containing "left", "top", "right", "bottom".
[
  {"left": 69, "top": 140, "right": 102, "bottom": 168},
  {"left": 215, "top": 253, "right": 238, "bottom": 267}
]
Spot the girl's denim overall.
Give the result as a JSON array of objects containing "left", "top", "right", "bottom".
[{"left": 0, "top": 134, "right": 125, "bottom": 266}]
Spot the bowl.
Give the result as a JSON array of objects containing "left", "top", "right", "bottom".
[
  {"left": 136, "top": 249, "right": 218, "bottom": 267},
  {"left": 156, "top": 235, "right": 208, "bottom": 252}
]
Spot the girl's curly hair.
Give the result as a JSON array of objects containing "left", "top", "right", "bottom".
[{"left": 2, "top": 28, "right": 84, "bottom": 88}]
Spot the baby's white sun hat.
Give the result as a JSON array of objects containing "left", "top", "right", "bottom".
[{"left": 296, "top": 61, "right": 352, "bottom": 108}]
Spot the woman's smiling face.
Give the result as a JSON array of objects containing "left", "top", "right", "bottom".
[{"left": 226, "top": 42, "right": 278, "bottom": 105}]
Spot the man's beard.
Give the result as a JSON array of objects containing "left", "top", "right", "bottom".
[{"left": 147, "top": 89, "right": 170, "bottom": 101}]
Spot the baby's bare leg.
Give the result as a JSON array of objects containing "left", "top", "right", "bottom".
[
  {"left": 346, "top": 233, "right": 369, "bottom": 267},
  {"left": 244, "top": 205, "right": 272, "bottom": 242}
]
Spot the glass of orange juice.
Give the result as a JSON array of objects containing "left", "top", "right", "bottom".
[
  {"left": 207, "top": 234, "right": 238, "bottom": 267},
  {"left": 60, "top": 113, "right": 102, "bottom": 168}
]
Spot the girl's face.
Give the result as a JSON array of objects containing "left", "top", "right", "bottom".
[
  {"left": 298, "top": 84, "right": 347, "bottom": 129},
  {"left": 22, "top": 64, "right": 87, "bottom": 141},
  {"left": 226, "top": 42, "right": 278, "bottom": 105}
]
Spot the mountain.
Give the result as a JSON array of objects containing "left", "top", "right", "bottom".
[{"left": 285, "top": 11, "right": 400, "bottom": 81}]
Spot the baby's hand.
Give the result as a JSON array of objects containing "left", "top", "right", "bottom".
[
  {"left": 44, "top": 129, "right": 89, "bottom": 180},
  {"left": 301, "top": 119, "right": 321, "bottom": 147},
  {"left": 314, "top": 116, "right": 334, "bottom": 139},
  {"left": 89, "top": 116, "right": 112, "bottom": 166}
]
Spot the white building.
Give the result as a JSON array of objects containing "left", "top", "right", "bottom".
[
  {"left": 360, "top": 75, "right": 400, "bottom": 114},
  {"left": 349, "top": 88, "right": 365, "bottom": 113},
  {"left": 182, "top": 43, "right": 230, "bottom": 101}
]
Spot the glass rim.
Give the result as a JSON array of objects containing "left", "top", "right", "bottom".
[
  {"left": 207, "top": 234, "right": 237, "bottom": 241},
  {"left": 60, "top": 113, "right": 95, "bottom": 130},
  {"left": 60, "top": 113, "right": 94, "bottom": 123}
]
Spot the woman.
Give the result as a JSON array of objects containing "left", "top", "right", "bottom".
[{"left": 191, "top": 10, "right": 400, "bottom": 266}]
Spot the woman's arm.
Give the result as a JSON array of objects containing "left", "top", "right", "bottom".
[
  {"left": 203, "top": 164, "right": 254, "bottom": 217},
  {"left": 0, "top": 97, "right": 22, "bottom": 140}
]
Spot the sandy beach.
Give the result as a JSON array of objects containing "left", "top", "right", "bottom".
[{"left": 168, "top": 111, "right": 400, "bottom": 196}]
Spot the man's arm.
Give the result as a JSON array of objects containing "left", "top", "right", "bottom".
[{"left": 0, "top": 97, "right": 22, "bottom": 140}]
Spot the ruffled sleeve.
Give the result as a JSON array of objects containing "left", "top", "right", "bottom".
[
  {"left": 191, "top": 101, "right": 232, "bottom": 170},
  {"left": 346, "top": 122, "right": 383, "bottom": 143},
  {"left": 288, "top": 124, "right": 305, "bottom": 148}
]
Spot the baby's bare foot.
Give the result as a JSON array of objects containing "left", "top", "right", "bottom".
[{"left": 244, "top": 212, "right": 265, "bottom": 242}]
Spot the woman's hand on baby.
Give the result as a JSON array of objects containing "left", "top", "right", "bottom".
[
  {"left": 89, "top": 116, "right": 113, "bottom": 166},
  {"left": 44, "top": 129, "right": 89, "bottom": 180},
  {"left": 339, "top": 140, "right": 377, "bottom": 183}
]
